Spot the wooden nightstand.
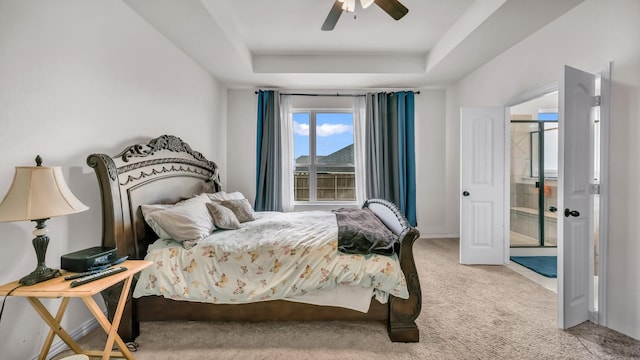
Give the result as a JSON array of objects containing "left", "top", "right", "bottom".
[{"left": 0, "top": 260, "right": 152, "bottom": 360}]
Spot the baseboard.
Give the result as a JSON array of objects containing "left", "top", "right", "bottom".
[
  {"left": 418, "top": 234, "right": 459, "bottom": 239},
  {"left": 41, "top": 315, "right": 101, "bottom": 360}
]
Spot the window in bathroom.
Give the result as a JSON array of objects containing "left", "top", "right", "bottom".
[{"left": 531, "top": 111, "right": 559, "bottom": 178}]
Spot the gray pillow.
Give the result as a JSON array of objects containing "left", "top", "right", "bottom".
[
  {"left": 220, "top": 199, "right": 255, "bottom": 223},
  {"left": 147, "top": 193, "right": 215, "bottom": 249},
  {"left": 206, "top": 191, "right": 246, "bottom": 202},
  {"left": 206, "top": 202, "right": 241, "bottom": 230}
]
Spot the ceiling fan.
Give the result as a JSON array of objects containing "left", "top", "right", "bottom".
[{"left": 321, "top": 0, "right": 409, "bottom": 31}]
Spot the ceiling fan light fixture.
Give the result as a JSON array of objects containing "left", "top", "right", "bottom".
[
  {"left": 322, "top": 0, "right": 408, "bottom": 31},
  {"left": 360, "top": 0, "right": 374, "bottom": 9},
  {"left": 341, "top": 0, "right": 356, "bottom": 12}
]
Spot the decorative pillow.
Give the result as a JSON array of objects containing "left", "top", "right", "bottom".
[
  {"left": 140, "top": 204, "right": 173, "bottom": 239},
  {"left": 333, "top": 207, "right": 398, "bottom": 256},
  {"left": 206, "top": 191, "right": 246, "bottom": 202},
  {"left": 220, "top": 199, "right": 255, "bottom": 223},
  {"left": 147, "top": 193, "right": 215, "bottom": 249},
  {"left": 206, "top": 202, "right": 241, "bottom": 230}
]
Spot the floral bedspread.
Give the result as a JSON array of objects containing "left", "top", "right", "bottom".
[{"left": 133, "top": 211, "right": 409, "bottom": 304}]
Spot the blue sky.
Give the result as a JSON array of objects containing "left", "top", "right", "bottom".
[{"left": 293, "top": 112, "right": 353, "bottom": 160}]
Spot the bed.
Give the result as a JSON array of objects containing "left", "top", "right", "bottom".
[{"left": 87, "top": 134, "right": 422, "bottom": 343}]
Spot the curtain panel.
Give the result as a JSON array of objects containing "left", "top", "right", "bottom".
[
  {"left": 352, "top": 96, "right": 367, "bottom": 205},
  {"left": 255, "top": 90, "right": 283, "bottom": 212},
  {"left": 279, "top": 95, "right": 294, "bottom": 212},
  {"left": 364, "top": 91, "right": 417, "bottom": 226},
  {"left": 255, "top": 91, "right": 293, "bottom": 212}
]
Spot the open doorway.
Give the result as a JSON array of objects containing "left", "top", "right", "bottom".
[
  {"left": 509, "top": 92, "right": 559, "bottom": 249},
  {"left": 460, "top": 64, "right": 610, "bottom": 329},
  {"left": 505, "top": 73, "right": 604, "bottom": 318},
  {"left": 507, "top": 91, "right": 560, "bottom": 293}
]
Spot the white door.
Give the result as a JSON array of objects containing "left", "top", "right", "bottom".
[
  {"left": 460, "top": 107, "right": 506, "bottom": 264},
  {"left": 557, "top": 65, "right": 596, "bottom": 329}
]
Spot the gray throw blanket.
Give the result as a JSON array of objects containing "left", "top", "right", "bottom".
[{"left": 333, "top": 208, "right": 399, "bottom": 256}]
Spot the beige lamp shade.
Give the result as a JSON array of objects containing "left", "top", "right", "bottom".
[{"left": 0, "top": 165, "right": 89, "bottom": 222}]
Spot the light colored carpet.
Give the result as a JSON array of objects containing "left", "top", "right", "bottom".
[{"left": 53, "top": 238, "right": 640, "bottom": 359}]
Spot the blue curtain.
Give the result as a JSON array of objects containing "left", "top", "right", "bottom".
[
  {"left": 365, "top": 91, "right": 417, "bottom": 226},
  {"left": 255, "top": 90, "right": 283, "bottom": 212}
]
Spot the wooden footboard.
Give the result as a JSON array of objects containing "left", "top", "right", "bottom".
[
  {"left": 389, "top": 227, "right": 421, "bottom": 341},
  {"left": 364, "top": 199, "right": 421, "bottom": 342},
  {"left": 87, "top": 135, "right": 421, "bottom": 343}
]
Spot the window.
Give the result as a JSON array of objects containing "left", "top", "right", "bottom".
[
  {"left": 293, "top": 110, "right": 356, "bottom": 203},
  {"left": 531, "top": 111, "right": 559, "bottom": 178}
]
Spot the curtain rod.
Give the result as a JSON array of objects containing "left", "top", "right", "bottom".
[{"left": 254, "top": 91, "right": 421, "bottom": 97}]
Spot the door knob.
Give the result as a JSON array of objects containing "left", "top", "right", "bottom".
[
  {"left": 564, "top": 208, "right": 580, "bottom": 217},
  {"left": 462, "top": 191, "right": 470, "bottom": 197},
  {"left": 549, "top": 206, "right": 557, "bottom": 212}
]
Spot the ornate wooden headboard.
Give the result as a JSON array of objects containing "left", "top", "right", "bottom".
[{"left": 87, "top": 135, "right": 221, "bottom": 259}]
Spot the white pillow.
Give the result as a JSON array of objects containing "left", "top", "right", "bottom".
[
  {"left": 140, "top": 204, "right": 173, "bottom": 239},
  {"left": 206, "top": 191, "right": 246, "bottom": 202},
  {"left": 146, "top": 193, "right": 215, "bottom": 249}
]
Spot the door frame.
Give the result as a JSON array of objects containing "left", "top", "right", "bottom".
[
  {"left": 596, "top": 62, "right": 611, "bottom": 326},
  {"left": 501, "top": 63, "right": 610, "bottom": 326}
]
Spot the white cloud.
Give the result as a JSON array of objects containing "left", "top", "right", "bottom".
[
  {"left": 293, "top": 121, "right": 353, "bottom": 137},
  {"left": 317, "top": 123, "right": 353, "bottom": 137},
  {"left": 293, "top": 121, "right": 309, "bottom": 136}
]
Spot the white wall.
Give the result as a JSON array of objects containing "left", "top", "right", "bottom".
[
  {"left": 447, "top": 0, "right": 640, "bottom": 340},
  {"left": 226, "top": 89, "right": 449, "bottom": 237},
  {"left": 0, "top": 1, "right": 226, "bottom": 358},
  {"left": 227, "top": 89, "right": 258, "bottom": 200}
]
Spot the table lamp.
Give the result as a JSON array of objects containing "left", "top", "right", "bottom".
[{"left": 0, "top": 156, "right": 89, "bottom": 285}]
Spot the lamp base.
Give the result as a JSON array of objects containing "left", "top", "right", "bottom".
[
  {"left": 19, "top": 266, "right": 61, "bottom": 286},
  {"left": 20, "top": 218, "right": 62, "bottom": 286}
]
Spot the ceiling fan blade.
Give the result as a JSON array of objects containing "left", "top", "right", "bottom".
[
  {"left": 322, "top": 0, "right": 344, "bottom": 31},
  {"left": 374, "top": 0, "right": 409, "bottom": 20}
]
